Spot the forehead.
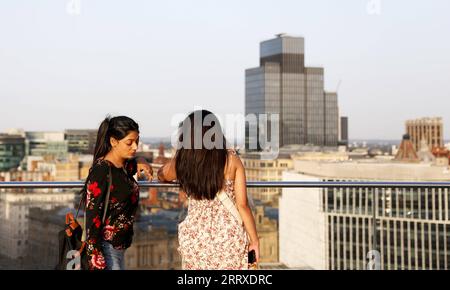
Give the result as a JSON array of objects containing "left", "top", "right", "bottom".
[{"left": 122, "top": 131, "right": 139, "bottom": 140}]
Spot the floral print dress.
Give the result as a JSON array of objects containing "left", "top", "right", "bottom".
[
  {"left": 84, "top": 159, "right": 139, "bottom": 270},
  {"left": 178, "top": 179, "right": 249, "bottom": 270}
]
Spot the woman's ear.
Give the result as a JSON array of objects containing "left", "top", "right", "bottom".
[{"left": 110, "top": 136, "right": 119, "bottom": 148}]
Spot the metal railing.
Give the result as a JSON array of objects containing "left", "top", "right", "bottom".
[
  {"left": 1, "top": 180, "right": 450, "bottom": 189},
  {"left": 1, "top": 180, "right": 450, "bottom": 270}
]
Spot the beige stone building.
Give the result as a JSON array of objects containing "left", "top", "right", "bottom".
[
  {"left": 27, "top": 207, "right": 70, "bottom": 269},
  {"left": 242, "top": 153, "right": 293, "bottom": 207},
  {"left": 125, "top": 226, "right": 181, "bottom": 269},
  {"left": 406, "top": 117, "right": 443, "bottom": 151},
  {"left": 25, "top": 206, "right": 182, "bottom": 270},
  {"left": 0, "top": 191, "right": 75, "bottom": 263},
  {"left": 254, "top": 205, "right": 279, "bottom": 263}
]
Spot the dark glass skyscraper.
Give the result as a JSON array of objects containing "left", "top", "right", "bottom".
[
  {"left": 0, "top": 134, "right": 25, "bottom": 171},
  {"left": 340, "top": 116, "right": 349, "bottom": 146},
  {"left": 245, "top": 34, "right": 340, "bottom": 149},
  {"left": 65, "top": 129, "right": 97, "bottom": 154}
]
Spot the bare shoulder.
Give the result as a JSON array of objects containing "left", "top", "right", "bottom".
[
  {"left": 227, "top": 149, "right": 244, "bottom": 170},
  {"left": 158, "top": 157, "right": 177, "bottom": 182}
]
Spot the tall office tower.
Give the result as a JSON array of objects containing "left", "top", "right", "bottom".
[
  {"left": 245, "top": 34, "right": 339, "bottom": 150},
  {"left": 340, "top": 116, "right": 349, "bottom": 146}
]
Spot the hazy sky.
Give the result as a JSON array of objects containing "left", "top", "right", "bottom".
[{"left": 0, "top": 0, "right": 449, "bottom": 140}]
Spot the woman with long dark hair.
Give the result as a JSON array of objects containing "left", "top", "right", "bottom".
[
  {"left": 158, "top": 110, "right": 259, "bottom": 269},
  {"left": 84, "top": 115, "right": 152, "bottom": 270}
]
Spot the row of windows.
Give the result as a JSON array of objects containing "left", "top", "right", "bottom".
[
  {"left": 0, "top": 145, "right": 24, "bottom": 151},
  {"left": 245, "top": 162, "right": 290, "bottom": 168},
  {"left": 329, "top": 216, "right": 450, "bottom": 269},
  {"left": 324, "top": 188, "right": 450, "bottom": 220}
]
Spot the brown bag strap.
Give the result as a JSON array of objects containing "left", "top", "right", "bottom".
[{"left": 102, "top": 165, "right": 112, "bottom": 224}]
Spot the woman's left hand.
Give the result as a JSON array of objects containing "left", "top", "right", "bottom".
[
  {"left": 136, "top": 157, "right": 153, "bottom": 180},
  {"left": 248, "top": 240, "right": 260, "bottom": 264}
]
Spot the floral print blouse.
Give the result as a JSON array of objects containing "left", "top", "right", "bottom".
[{"left": 84, "top": 158, "right": 139, "bottom": 270}]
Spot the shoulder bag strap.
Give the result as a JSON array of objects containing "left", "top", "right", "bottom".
[
  {"left": 102, "top": 165, "right": 112, "bottom": 224},
  {"left": 217, "top": 191, "right": 243, "bottom": 225}
]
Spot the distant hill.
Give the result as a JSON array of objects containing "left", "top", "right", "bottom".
[{"left": 141, "top": 137, "right": 172, "bottom": 146}]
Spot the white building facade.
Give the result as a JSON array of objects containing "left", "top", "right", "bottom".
[{"left": 280, "top": 159, "right": 450, "bottom": 270}]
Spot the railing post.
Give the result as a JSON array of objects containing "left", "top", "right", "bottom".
[
  {"left": 372, "top": 188, "right": 377, "bottom": 252},
  {"left": 366, "top": 188, "right": 382, "bottom": 270}
]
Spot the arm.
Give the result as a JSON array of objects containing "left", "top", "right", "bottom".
[
  {"left": 157, "top": 158, "right": 177, "bottom": 182},
  {"left": 84, "top": 164, "right": 109, "bottom": 270},
  {"left": 233, "top": 155, "right": 260, "bottom": 262}
]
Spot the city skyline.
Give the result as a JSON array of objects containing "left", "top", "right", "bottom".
[
  {"left": 2, "top": 0, "right": 450, "bottom": 272},
  {"left": 1, "top": 1, "right": 450, "bottom": 140},
  {"left": 3, "top": 127, "right": 450, "bottom": 144}
]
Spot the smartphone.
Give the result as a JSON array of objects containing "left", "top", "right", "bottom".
[{"left": 248, "top": 250, "right": 256, "bottom": 264}]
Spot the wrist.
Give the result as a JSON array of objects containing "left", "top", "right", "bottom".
[{"left": 250, "top": 238, "right": 259, "bottom": 245}]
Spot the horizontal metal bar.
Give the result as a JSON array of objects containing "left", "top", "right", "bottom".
[{"left": 1, "top": 181, "right": 450, "bottom": 189}]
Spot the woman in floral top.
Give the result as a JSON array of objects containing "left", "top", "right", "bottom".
[
  {"left": 84, "top": 116, "right": 153, "bottom": 270},
  {"left": 158, "top": 110, "right": 260, "bottom": 269}
]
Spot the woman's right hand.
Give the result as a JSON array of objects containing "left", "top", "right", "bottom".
[{"left": 136, "top": 157, "right": 153, "bottom": 180}]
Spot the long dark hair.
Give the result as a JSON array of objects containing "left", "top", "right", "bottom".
[
  {"left": 93, "top": 115, "right": 140, "bottom": 163},
  {"left": 175, "top": 110, "right": 228, "bottom": 200}
]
